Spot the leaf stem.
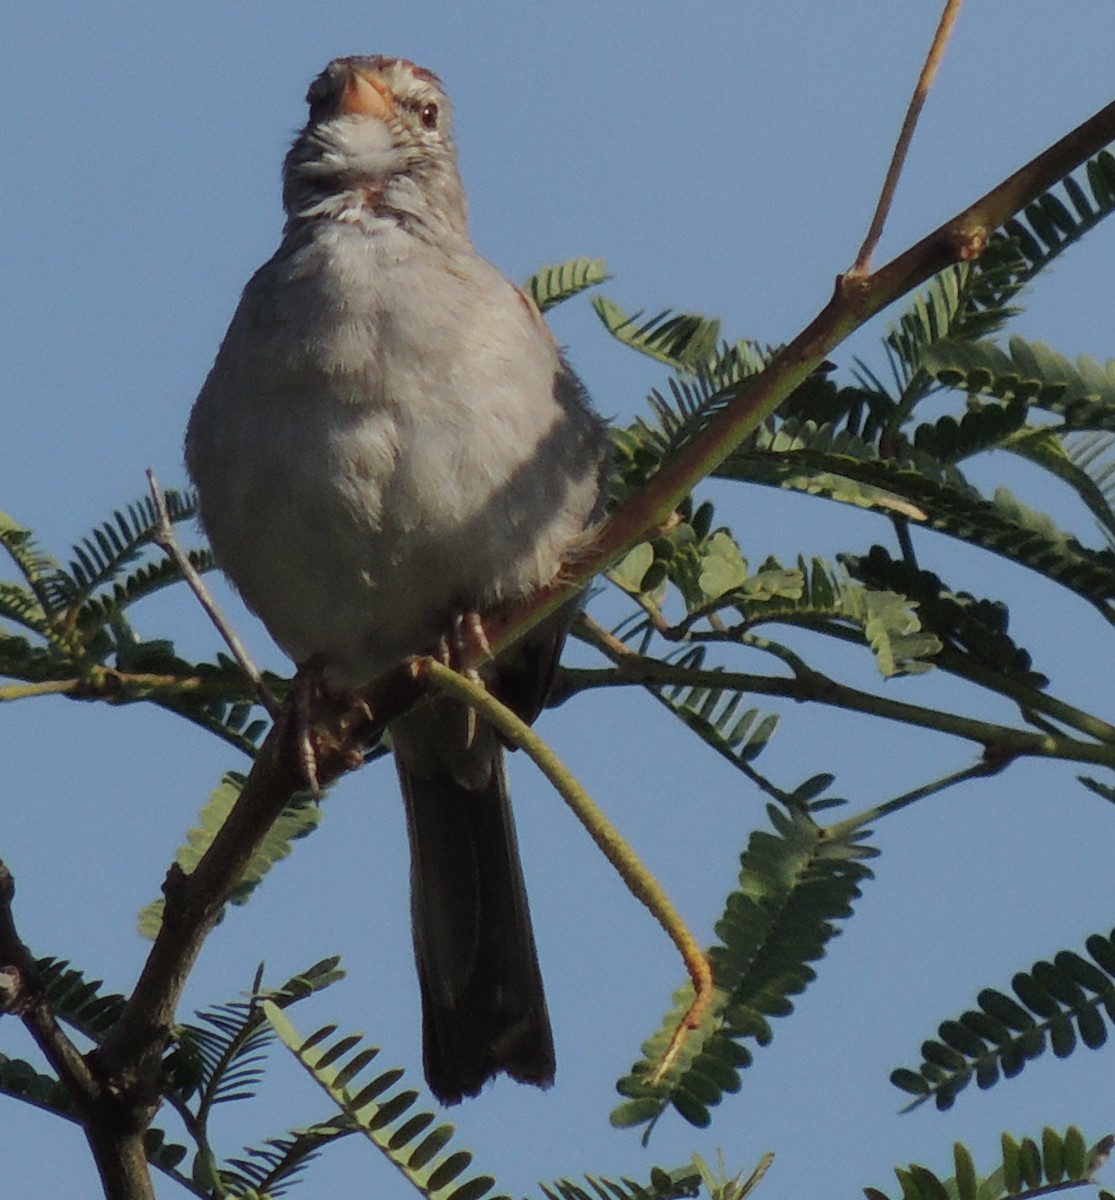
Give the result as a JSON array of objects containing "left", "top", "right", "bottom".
[
  {"left": 561, "top": 658, "right": 1115, "bottom": 770},
  {"left": 703, "top": 613, "right": 1115, "bottom": 749},
  {"left": 418, "top": 657, "right": 716, "bottom": 1073},
  {"left": 933, "top": 646, "right": 1115, "bottom": 745},
  {"left": 848, "top": 759, "right": 1006, "bottom": 825}
]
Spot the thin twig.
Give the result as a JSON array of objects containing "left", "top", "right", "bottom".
[
  {"left": 0, "top": 679, "right": 83, "bottom": 701},
  {"left": 145, "top": 470, "right": 280, "bottom": 717},
  {"left": 848, "top": 759, "right": 1008, "bottom": 825},
  {"left": 0, "top": 671, "right": 247, "bottom": 704},
  {"left": 574, "top": 612, "right": 644, "bottom": 659},
  {"left": 850, "top": 0, "right": 966, "bottom": 275},
  {"left": 604, "top": 570, "right": 674, "bottom": 635}
]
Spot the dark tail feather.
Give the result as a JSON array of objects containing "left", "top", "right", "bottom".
[{"left": 398, "top": 746, "right": 555, "bottom": 1104}]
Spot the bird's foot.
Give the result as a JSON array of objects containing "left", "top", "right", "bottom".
[
  {"left": 435, "top": 609, "right": 494, "bottom": 747},
  {"left": 289, "top": 657, "right": 372, "bottom": 793}
]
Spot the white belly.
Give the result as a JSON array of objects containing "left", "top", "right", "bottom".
[{"left": 186, "top": 225, "right": 604, "bottom": 685}]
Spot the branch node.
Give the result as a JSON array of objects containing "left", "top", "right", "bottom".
[
  {"left": 0, "top": 965, "right": 29, "bottom": 1014},
  {"left": 161, "top": 862, "right": 188, "bottom": 902},
  {"left": 836, "top": 271, "right": 873, "bottom": 299},
  {"left": 956, "top": 224, "right": 988, "bottom": 260}
]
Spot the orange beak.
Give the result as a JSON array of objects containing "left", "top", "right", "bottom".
[{"left": 340, "top": 67, "right": 396, "bottom": 119}]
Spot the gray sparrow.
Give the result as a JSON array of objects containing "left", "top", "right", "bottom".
[{"left": 185, "top": 56, "right": 608, "bottom": 1103}]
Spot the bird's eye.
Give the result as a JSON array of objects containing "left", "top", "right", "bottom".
[{"left": 420, "top": 101, "right": 439, "bottom": 130}]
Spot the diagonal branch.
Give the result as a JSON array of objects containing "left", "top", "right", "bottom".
[
  {"left": 93, "top": 668, "right": 409, "bottom": 1105},
  {"left": 484, "top": 95, "right": 1115, "bottom": 665}
]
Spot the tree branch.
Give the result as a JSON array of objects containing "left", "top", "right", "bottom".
[
  {"left": 94, "top": 726, "right": 307, "bottom": 1115},
  {"left": 92, "top": 661, "right": 411, "bottom": 1098},
  {"left": 0, "top": 862, "right": 155, "bottom": 1200}
]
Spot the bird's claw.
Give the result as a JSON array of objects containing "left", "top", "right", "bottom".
[{"left": 437, "top": 608, "right": 494, "bottom": 747}]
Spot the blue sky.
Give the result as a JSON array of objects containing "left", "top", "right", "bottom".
[{"left": 5, "top": 4, "right": 1115, "bottom": 1198}]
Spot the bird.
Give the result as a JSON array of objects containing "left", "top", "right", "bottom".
[{"left": 185, "top": 55, "right": 609, "bottom": 1103}]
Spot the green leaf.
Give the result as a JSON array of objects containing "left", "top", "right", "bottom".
[
  {"left": 647, "top": 653, "right": 782, "bottom": 776},
  {"left": 866, "top": 1128, "right": 1115, "bottom": 1200},
  {"left": 525, "top": 257, "right": 609, "bottom": 311},
  {"left": 1001, "top": 148, "right": 1115, "bottom": 280},
  {"left": 696, "top": 531, "right": 748, "bottom": 600},
  {"left": 884, "top": 252, "right": 1026, "bottom": 394},
  {"left": 613, "top": 807, "right": 875, "bottom": 1132},
  {"left": 911, "top": 396, "right": 1030, "bottom": 463},
  {"left": 725, "top": 420, "right": 1115, "bottom": 612},
  {"left": 35, "top": 957, "right": 127, "bottom": 1043},
  {"left": 847, "top": 548, "right": 1046, "bottom": 688},
  {"left": 175, "top": 958, "right": 344, "bottom": 1107},
  {"left": 0, "top": 581, "right": 50, "bottom": 638},
  {"left": 539, "top": 1166, "right": 700, "bottom": 1200},
  {"left": 1005, "top": 428, "right": 1115, "bottom": 543},
  {"left": 1064, "top": 1127, "right": 1089, "bottom": 1178},
  {"left": 893, "top": 929, "right": 1115, "bottom": 1110},
  {"left": 63, "top": 493, "right": 195, "bottom": 603},
  {"left": 1043, "top": 1127, "right": 1066, "bottom": 1185},
  {"left": 610, "top": 543, "right": 655, "bottom": 593},
  {"left": 592, "top": 298, "right": 723, "bottom": 369},
  {"left": 265, "top": 1005, "right": 508, "bottom": 1200},
  {"left": 219, "top": 1117, "right": 354, "bottom": 1198},
  {"left": 924, "top": 336, "right": 1115, "bottom": 430},
  {"left": 0, "top": 1054, "right": 78, "bottom": 1121},
  {"left": 1018, "top": 1136, "right": 1042, "bottom": 1189},
  {"left": 954, "top": 1142, "right": 977, "bottom": 1200},
  {"left": 0, "top": 511, "right": 61, "bottom": 609},
  {"left": 77, "top": 545, "right": 214, "bottom": 632}
]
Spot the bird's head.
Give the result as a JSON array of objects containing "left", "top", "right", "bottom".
[{"left": 283, "top": 56, "right": 465, "bottom": 234}]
